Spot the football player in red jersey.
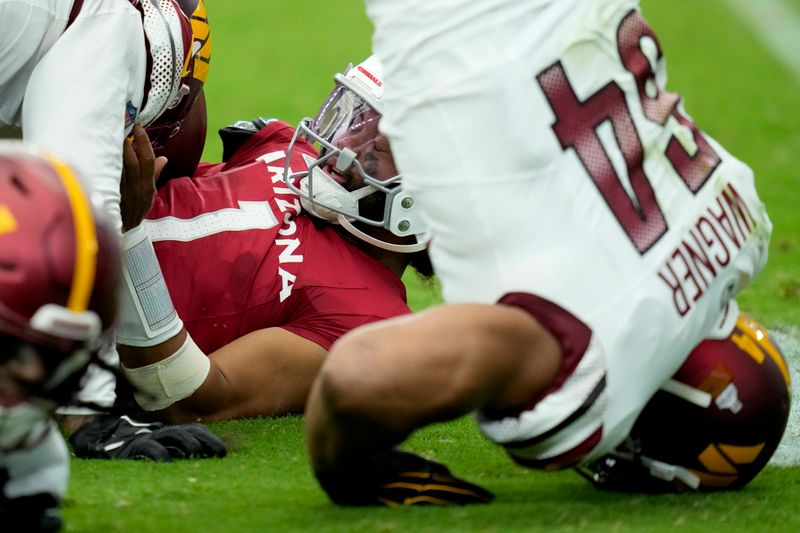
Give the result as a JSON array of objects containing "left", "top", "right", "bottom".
[
  {"left": 107, "top": 57, "right": 432, "bottom": 424},
  {"left": 303, "top": 0, "right": 786, "bottom": 505},
  {"left": 0, "top": 141, "right": 120, "bottom": 531}
]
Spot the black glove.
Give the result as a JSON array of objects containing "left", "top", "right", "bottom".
[
  {"left": 0, "top": 492, "right": 62, "bottom": 533},
  {"left": 69, "top": 415, "right": 227, "bottom": 462},
  {"left": 318, "top": 450, "right": 494, "bottom": 506}
]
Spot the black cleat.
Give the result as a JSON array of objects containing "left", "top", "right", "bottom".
[{"left": 320, "top": 450, "right": 494, "bottom": 506}]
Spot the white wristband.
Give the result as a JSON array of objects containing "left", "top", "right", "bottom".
[
  {"left": 122, "top": 333, "right": 210, "bottom": 411},
  {"left": 116, "top": 224, "right": 183, "bottom": 346}
]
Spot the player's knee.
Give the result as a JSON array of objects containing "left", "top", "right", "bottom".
[{"left": 317, "top": 335, "right": 392, "bottom": 421}]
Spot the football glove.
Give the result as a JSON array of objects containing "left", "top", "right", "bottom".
[
  {"left": 69, "top": 415, "right": 227, "bottom": 462},
  {"left": 320, "top": 450, "right": 494, "bottom": 506}
]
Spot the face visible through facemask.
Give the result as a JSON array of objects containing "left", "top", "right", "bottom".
[
  {"left": 322, "top": 107, "right": 399, "bottom": 221},
  {"left": 284, "top": 57, "right": 430, "bottom": 253}
]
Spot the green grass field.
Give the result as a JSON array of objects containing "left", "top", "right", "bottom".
[{"left": 63, "top": 1, "right": 799, "bottom": 530}]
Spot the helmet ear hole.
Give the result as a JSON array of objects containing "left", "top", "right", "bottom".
[
  {"left": 9, "top": 173, "right": 28, "bottom": 195},
  {"left": 174, "top": 0, "right": 200, "bottom": 16}
]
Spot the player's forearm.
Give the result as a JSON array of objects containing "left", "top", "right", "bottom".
[
  {"left": 117, "top": 328, "right": 188, "bottom": 368},
  {"left": 116, "top": 224, "right": 210, "bottom": 412}
]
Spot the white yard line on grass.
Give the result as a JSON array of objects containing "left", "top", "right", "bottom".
[
  {"left": 723, "top": 0, "right": 800, "bottom": 467},
  {"left": 770, "top": 325, "right": 800, "bottom": 466},
  {"left": 725, "top": 0, "right": 800, "bottom": 83}
]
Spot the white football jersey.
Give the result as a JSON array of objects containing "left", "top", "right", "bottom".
[
  {"left": 367, "top": 0, "right": 771, "bottom": 463},
  {"left": 0, "top": 0, "right": 148, "bottom": 233}
]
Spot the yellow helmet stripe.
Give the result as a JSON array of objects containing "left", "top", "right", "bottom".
[
  {"left": 45, "top": 155, "right": 98, "bottom": 312},
  {"left": 734, "top": 315, "right": 791, "bottom": 387},
  {"left": 0, "top": 204, "right": 18, "bottom": 236},
  {"left": 183, "top": 0, "right": 212, "bottom": 81},
  {"left": 756, "top": 332, "right": 791, "bottom": 387}
]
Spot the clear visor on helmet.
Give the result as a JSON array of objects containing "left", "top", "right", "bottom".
[
  {"left": 284, "top": 72, "right": 429, "bottom": 253},
  {"left": 287, "top": 86, "right": 406, "bottom": 225},
  {"left": 311, "top": 82, "right": 400, "bottom": 192},
  {"left": 315, "top": 85, "right": 381, "bottom": 158}
]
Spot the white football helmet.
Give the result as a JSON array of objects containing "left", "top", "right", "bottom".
[{"left": 284, "top": 56, "right": 429, "bottom": 253}]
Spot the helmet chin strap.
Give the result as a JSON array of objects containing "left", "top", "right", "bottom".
[{"left": 337, "top": 214, "right": 428, "bottom": 254}]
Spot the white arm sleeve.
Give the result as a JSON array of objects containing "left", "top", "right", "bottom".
[
  {"left": 116, "top": 224, "right": 184, "bottom": 347},
  {"left": 21, "top": 2, "right": 147, "bottom": 234}
]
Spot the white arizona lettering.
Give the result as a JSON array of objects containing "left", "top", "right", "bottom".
[
  {"left": 275, "top": 197, "right": 301, "bottom": 215},
  {"left": 278, "top": 267, "right": 297, "bottom": 303},
  {"left": 256, "top": 151, "right": 286, "bottom": 165},
  {"left": 272, "top": 186, "right": 298, "bottom": 196},
  {"left": 276, "top": 238, "right": 303, "bottom": 263},
  {"left": 267, "top": 166, "right": 289, "bottom": 184},
  {"left": 258, "top": 151, "right": 306, "bottom": 302},
  {"left": 278, "top": 219, "right": 297, "bottom": 237}
]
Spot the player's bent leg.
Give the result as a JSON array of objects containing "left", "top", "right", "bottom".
[
  {"left": 306, "top": 302, "right": 562, "bottom": 506},
  {"left": 476, "top": 292, "right": 609, "bottom": 470}
]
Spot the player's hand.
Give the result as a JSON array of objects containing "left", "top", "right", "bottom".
[
  {"left": 69, "top": 414, "right": 227, "bottom": 462},
  {"left": 120, "top": 125, "right": 166, "bottom": 232},
  {"left": 319, "top": 450, "right": 494, "bottom": 506}
]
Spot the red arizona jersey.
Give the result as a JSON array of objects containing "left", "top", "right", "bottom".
[{"left": 144, "top": 121, "right": 410, "bottom": 353}]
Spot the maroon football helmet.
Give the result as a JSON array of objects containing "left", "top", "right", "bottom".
[
  {"left": 580, "top": 312, "right": 791, "bottom": 492},
  {"left": 151, "top": 88, "right": 208, "bottom": 185},
  {"left": 145, "top": 0, "right": 212, "bottom": 183},
  {"left": 0, "top": 142, "right": 120, "bottom": 405}
]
